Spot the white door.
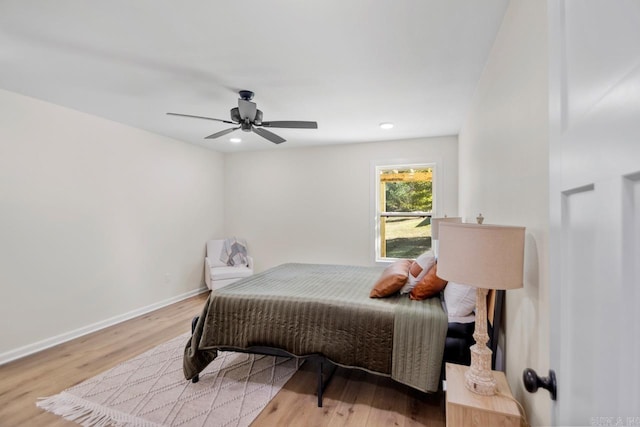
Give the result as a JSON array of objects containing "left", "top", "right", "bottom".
[{"left": 548, "top": 0, "right": 640, "bottom": 425}]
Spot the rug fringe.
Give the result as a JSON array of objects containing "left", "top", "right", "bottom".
[{"left": 37, "top": 392, "right": 163, "bottom": 427}]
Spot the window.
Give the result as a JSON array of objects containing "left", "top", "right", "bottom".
[{"left": 375, "top": 164, "right": 434, "bottom": 261}]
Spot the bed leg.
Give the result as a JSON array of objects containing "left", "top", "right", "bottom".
[
  {"left": 316, "top": 357, "right": 337, "bottom": 408},
  {"left": 191, "top": 316, "right": 200, "bottom": 384},
  {"left": 317, "top": 359, "right": 323, "bottom": 407}
]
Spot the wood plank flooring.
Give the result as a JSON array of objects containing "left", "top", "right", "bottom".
[{"left": 0, "top": 292, "right": 445, "bottom": 427}]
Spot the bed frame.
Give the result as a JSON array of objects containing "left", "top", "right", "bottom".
[{"left": 189, "top": 316, "right": 336, "bottom": 407}]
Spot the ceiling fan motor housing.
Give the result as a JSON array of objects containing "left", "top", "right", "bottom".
[
  {"left": 230, "top": 107, "right": 262, "bottom": 130},
  {"left": 238, "top": 90, "right": 254, "bottom": 101}
]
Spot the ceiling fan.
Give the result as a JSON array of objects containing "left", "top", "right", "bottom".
[{"left": 167, "top": 90, "right": 318, "bottom": 144}]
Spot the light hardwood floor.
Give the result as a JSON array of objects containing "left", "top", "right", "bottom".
[{"left": 0, "top": 292, "right": 445, "bottom": 427}]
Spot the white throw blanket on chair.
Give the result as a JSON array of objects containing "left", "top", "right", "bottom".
[{"left": 220, "top": 238, "right": 248, "bottom": 266}]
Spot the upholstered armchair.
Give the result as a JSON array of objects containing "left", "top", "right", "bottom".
[{"left": 204, "top": 239, "right": 254, "bottom": 290}]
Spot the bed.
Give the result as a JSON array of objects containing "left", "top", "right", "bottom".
[{"left": 183, "top": 262, "right": 503, "bottom": 404}]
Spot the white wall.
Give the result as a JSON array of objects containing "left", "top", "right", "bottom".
[
  {"left": 224, "top": 136, "right": 458, "bottom": 272},
  {"left": 458, "top": 1, "right": 549, "bottom": 426},
  {"left": 0, "top": 89, "right": 224, "bottom": 359}
]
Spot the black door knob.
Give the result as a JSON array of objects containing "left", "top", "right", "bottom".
[{"left": 522, "top": 368, "right": 557, "bottom": 401}]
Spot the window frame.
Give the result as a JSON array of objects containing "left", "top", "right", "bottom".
[{"left": 371, "top": 160, "right": 440, "bottom": 264}]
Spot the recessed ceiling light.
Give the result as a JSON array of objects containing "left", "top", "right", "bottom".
[
  {"left": 229, "top": 137, "right": 242, "bottom": 143},
  {"left": 379, "top": 122, "right": 394, "bottom": 130}
]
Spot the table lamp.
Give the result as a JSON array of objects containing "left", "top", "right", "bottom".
[
  {"left": 431, "top": 216, "right": 463, "bottom": 240},
  {"left": 437, "top": 222, "right": 525, "bottom": 395}
]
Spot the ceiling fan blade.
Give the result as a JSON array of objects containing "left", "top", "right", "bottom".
[
  {"left": 167, "top": 112, "right": 235, "bottom": 124},
  {"left": 260, "top": 121, "right": 318, "bottom": 129},
  {"left": 238, "top": 99, "right": 257, "bottom": 121},
  {"left": 252, "top": 126, "right": 286, "bottom": 144},
  {"left": 204, "top": 127, "right": 240, "bottom": 139}
]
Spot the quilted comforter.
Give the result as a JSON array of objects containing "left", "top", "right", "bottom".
[{"left": 184, "top": 263, "right": 447, "bottom": 392}]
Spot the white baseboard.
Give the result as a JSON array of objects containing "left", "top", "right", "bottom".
[{"left": 0, "top": 286, "right": 209, "bottom": 366}]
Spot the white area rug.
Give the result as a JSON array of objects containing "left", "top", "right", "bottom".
[{"left": 37, "top": 332, "right": 298, "bottom": 426}]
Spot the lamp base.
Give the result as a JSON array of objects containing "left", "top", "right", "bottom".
[
  {"left": 464, "top": 287, "right": 497, "bottom": 396},
  {"left": 464, "top": 361, "right": 497, "bottom": 395}
]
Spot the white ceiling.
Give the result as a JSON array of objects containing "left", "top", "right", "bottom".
[{"left": 0, "top": 1, "right": 508, "bottom": 153}]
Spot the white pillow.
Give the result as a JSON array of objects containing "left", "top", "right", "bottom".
[
  {"left": 400, "top": 250, "right": 436, "bottom": 294},
  {"left": 444, "top": 282, "right": 477, "bottom": 323}
]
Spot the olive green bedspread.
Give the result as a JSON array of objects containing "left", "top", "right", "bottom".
[{"left": 184, "top": 263, "right": 448, "bottom": 392}]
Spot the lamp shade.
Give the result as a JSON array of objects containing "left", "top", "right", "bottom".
[
  {"left": 431, "top": 217, "right": 462, "bottom": 239},
  {"left": 437, "top": 222, "right": 525, "bottom": 290}
]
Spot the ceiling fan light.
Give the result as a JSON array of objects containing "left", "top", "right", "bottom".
[
  {"left": 379, "top": 122, "right": 394, "bottom": 130},
  {"left": 230, "top": 137, "right": 242, "bottom": 143}
]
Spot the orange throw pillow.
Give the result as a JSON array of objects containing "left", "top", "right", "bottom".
[
  {"left": 410, "top": 263, "right": 448, "bottom": 300},
  {"left": 370, "top": 259, "right": 412, "bottom": 298}
]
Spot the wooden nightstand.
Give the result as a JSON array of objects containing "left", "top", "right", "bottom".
[{"left": 445, "top": 363, "right": 521, "bottom": 427}]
